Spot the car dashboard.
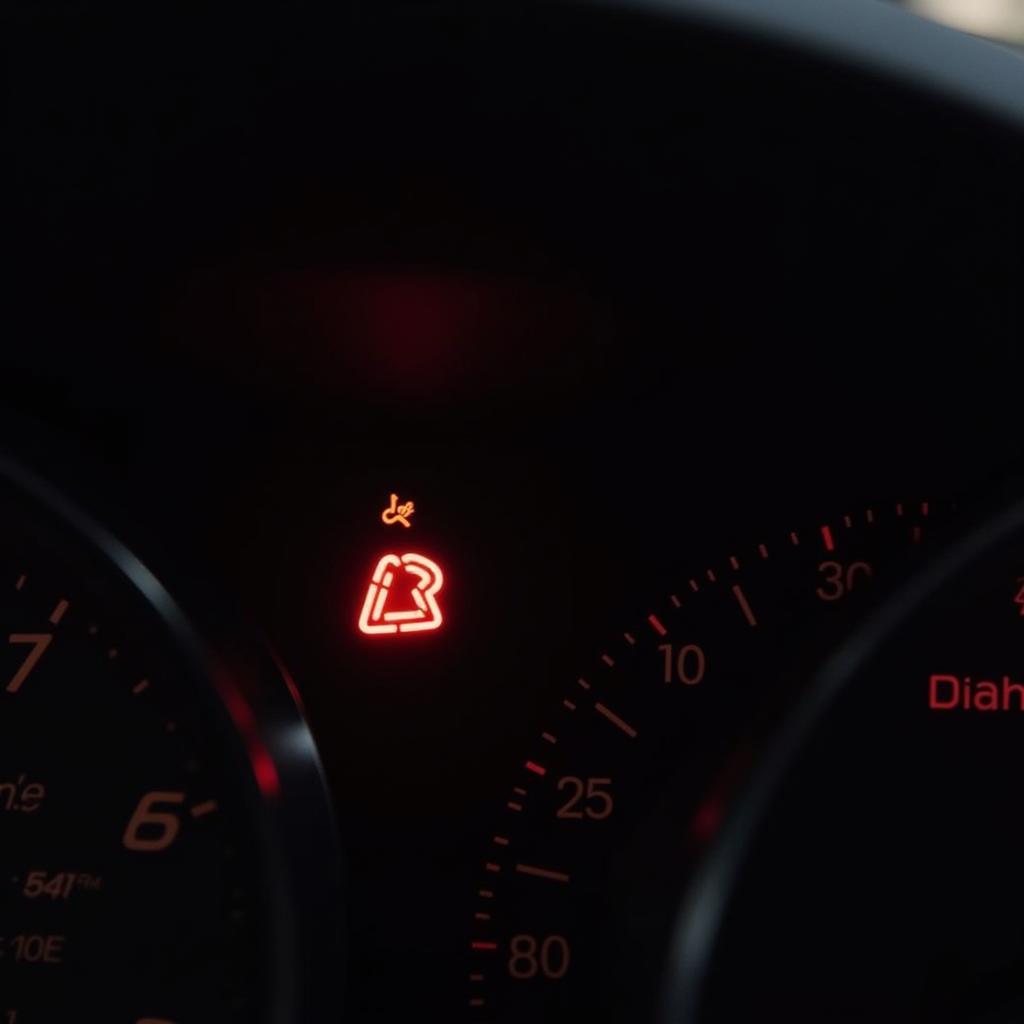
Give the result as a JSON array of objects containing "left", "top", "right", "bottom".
[{"left": 2, "top": 2, "right": 1024, "bottom": 1022}]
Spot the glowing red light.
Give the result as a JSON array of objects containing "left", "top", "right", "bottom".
[
  {"left": 691, "top": 795, "right": 725, "bottom": 843},
  {"left": 215, "top": 675, "right": 281, "bottom": 799},
  {"left": 358, "top": 552, "right": 445, "bottom": 635}
]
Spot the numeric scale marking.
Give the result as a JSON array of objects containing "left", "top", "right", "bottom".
[{"left": 468, "top": 501, "right": 937, "bottom": 1015}]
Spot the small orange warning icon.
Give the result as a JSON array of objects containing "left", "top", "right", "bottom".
[{"left": 358, "top": 553, "right": 445, "bottom": 635}]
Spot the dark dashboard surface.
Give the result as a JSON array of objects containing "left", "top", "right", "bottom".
[{"left": 2, "top": 2, "right": 1023, "bottom": 1022}]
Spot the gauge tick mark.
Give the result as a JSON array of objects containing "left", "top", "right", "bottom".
[
  {"left": 594, "top": 702, "right": 638, "bottom": 738},
  {"left": 515, "top": 863, "right": 570, "bottom": 884},
  {"left": 731, "top": 584, "right": 758, "bottom": 628}
]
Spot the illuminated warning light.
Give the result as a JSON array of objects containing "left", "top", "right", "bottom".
[
  {"left": 381, "top": 492, "right": 415, "bottom": 528},
  {"left": 358, "top": 553, "right": 444, "bottom": 635}
]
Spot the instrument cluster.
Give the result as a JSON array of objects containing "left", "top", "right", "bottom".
[{"left": 3, "top": 2, "right": 1024, "bottom": 1022}]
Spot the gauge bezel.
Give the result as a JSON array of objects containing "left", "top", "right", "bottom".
[{"left": 0, "top": 452, "right": 344, "bottom": 1024}]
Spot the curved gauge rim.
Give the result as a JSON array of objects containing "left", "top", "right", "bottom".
[
  {"left": 601, "top": 0, "right": 1024, "bottom": 132},
  {"left": 0, "top": 452, "right": 343, "bottom": 1024},
  {"left": 661, "top": 498, "right": 1024, "bottom": 1023}
]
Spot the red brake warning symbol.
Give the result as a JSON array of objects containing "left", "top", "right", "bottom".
[{"left": 358, "top": 553, "right": 445, "bottom": 635}]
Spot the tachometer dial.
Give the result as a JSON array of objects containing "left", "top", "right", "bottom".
[{"left": 0, "top": 461, "right": 339, "bottom": 1024}]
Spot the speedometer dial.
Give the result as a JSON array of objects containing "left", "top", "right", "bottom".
[
  {"left": 465, "top": 501, "right": 942, "bottom": 1022},
  {"left": 0, "top": 462, "right": 338, "bottom": 1024}
]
